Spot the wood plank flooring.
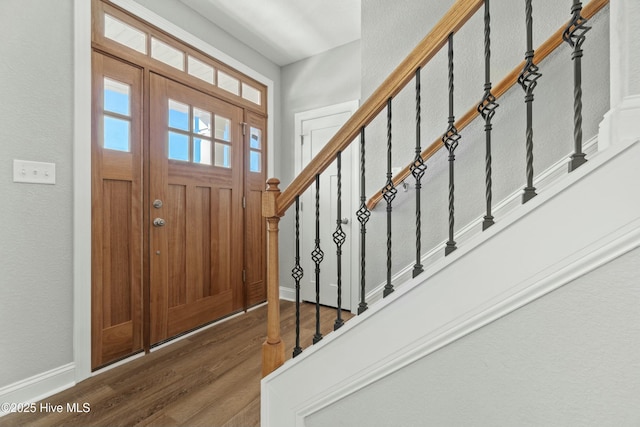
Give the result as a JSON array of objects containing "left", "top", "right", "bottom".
[{"left": 1, "top": 301, "right": 352, "bottom": 427}]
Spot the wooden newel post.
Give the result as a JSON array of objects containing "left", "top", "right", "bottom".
[{"left": 262, "top": 178, "right": 285, "bottom": 377}]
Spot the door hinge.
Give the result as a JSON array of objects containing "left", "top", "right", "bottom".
[
  {"left": 241, "top": 122, "right": 247, "bottom": 136},
  {"left": 242, "top": 269, "right": 246, "bottom": 283},
  {"left": 242, "top": 196, "right": 246, "bottom": 209}
]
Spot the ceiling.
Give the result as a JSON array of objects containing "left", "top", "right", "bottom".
[{"left": 179, "top": 0, "right": 361, "bottom": 66}]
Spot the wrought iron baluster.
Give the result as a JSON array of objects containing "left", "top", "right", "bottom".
[
  {"left": 442, "top": 33, "right": 460, "bottom": 256},
  {"left": 411, "top": 67, "right": 427, "bottom": 277},
  {"left": 382, "top": 98, "right": 397, "bottom": 297},
  {"left": 518, "top": 0, "right": 541, "bottom": 203},
  {"left": 311, "top": 175, "right": 324, "bottom": 344},
  {"left": 292, "top": 196, "right": 303, "bottom": 357},
  {"left": 478, "top": 0, "right": 498, "bottom": 231},
  {"left": 357, "top": 127, "right": 370, "bottom": 314},
  {"left": 564, "top": 0, "right": 590, "bottom": 172},
  {"left": 332, "top": 152, "right": 346, "bottom": 331}
]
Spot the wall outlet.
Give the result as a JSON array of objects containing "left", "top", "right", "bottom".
[{"left": 13, "top": 160, "right": 56, "bottom": 185}]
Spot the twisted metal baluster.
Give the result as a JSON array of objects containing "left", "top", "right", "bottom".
[
  {"left": 518, "top": 0, "right": 541, "bottom": 203},
  {"left": 357, "top": 127, "right": 370, "bottom": 314},
  {"left": 478, "top": 0, "right": 498, "bottom": 231},
  {"left": 292, "top": 196, "right": 303, "bottom": 357},
  {"left": 411, "top": 67, "right": 427, "bottom": 277},
  {"left": 442, "top": 33, "right": 460, "bottom": 256},
  {"left": 311, "top": 175, "right": 324, "bottom": 344},
  {"left": 564, "top": 0, "right": 590, "bottom": 172},
  {"left": 382, "top": 98, "right": 397, "bottom": 297},
  {"left": 332, "top": 152, "right": 346, "bottom": 331}
]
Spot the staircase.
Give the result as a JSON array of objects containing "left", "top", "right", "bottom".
[{"left": 261, "top": 0, "right": 640, "bottom": 425}]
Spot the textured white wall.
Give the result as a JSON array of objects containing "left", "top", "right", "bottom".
[
  {"left": 279, "top": 40, "right": 361, "bottom": 291},
  {"left": 306, "top": 246, "right": 640, "bottom": 427},
  {"left": 360, "top": 1, "right": 610, "bottom": 292},
  {"left": 0, "top": 0, "right": 75, "bottom": 386}
]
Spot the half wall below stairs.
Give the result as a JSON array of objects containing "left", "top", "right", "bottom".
[{"left": 262, "top": 136, "right": 640, "bottom": 426}]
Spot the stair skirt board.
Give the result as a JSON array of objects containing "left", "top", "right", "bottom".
[
  {"left": 366, "top": 135, "right": 599, "bottom": 306},
  {"left": 262, "top": 137, "right": 640, "bottom": 427}
]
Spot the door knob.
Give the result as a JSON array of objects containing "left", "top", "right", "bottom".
[
  {"left": 340, "top": 217, "right": 349, "bottom": 225},
  {"left": 153, "top": 218, "right": 166, "bottom": 227}
]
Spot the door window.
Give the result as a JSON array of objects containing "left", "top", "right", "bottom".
[
  {"left": 103, "top": 77, "right": 132, "bottom": 152},
  {"left": 166, "top": 99, "right": 231, "bottom": 167}
]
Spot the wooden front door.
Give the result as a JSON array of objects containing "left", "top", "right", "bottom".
[
  {"left": 92, "top": 54, "right": 267, "bottom": 369},
  {"left": 149, "top": 73, "right": 244, "bottom": 344}
]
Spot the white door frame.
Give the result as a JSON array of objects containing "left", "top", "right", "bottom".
[
  {"left": 294, "top": 100, "right": 360, "bottom": 313},
  {"left": 73, "top": 0, "right": 275, "bottom": 382}
]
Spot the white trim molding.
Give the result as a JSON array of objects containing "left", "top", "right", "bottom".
[
  {"left": 73, "top": 0, "right": 93, "bottom": 385},
  {"left": 280, "top": 286, "right": 296, "bottom": 302},
  {"left": 598, "top": 95, "right": 640, "bottom": 151},
  {"left": 0, "top": 364, "right": 76, "bottom": 418}
]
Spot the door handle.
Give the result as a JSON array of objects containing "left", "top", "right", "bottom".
[
  {"left": 153, "top": 218, "right": 166, "bottom": 227},
  {"left": 340, "top": 217, "right": 349, "bottom": 225}
]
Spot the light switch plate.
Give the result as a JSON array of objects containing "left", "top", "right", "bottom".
[{"left": 13, "top": 160, "right": 56, "bottom": 184}]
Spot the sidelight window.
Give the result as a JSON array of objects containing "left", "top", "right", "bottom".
[{"left": 103, "top": 77, "right": 132, "bottom": 152}]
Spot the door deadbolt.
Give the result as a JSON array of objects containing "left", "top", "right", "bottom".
[
  {"left": 153, "top": 199, "right": 163, "bottom": 209},
  {"left": 153, "top": 218, "right": 166, "bottom": 227}
]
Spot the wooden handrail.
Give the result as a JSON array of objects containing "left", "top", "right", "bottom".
[
  {"left": 366, "top": 0, "right": 609, "bottom": 210},
  {"left": 276, "top": 0, "right": 484, "bottom": 217}
]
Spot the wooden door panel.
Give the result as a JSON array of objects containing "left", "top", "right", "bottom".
[
  {"left": 244, "top": 112, "right": 267, "bottom": 307},
  {"left": 190, "top": 186, "right": 212, "bottom": 301},
  {"left": 150, "top": 73, "right": 244, "bottom": 344},
  {"left": 92, "top": 52, "right": 143, "bottom": 369},
  {"left": 245, "top": 188, "right": 266, "bottom": 305},
  {"left": 167, "top": 183, "right": 187, "bottom": 308},
  {"left": 166, "top": 290, "right": 232, "bottom": 338},
  {"left": 102, "top": 179, "right": 133, "bottom": 326}
]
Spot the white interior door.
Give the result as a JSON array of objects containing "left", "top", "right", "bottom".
[{"left": 295, "top": 101, "right": 358, "bottom": 311}]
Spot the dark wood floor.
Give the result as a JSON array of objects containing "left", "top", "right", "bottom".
[{"left": 1, "top": 301, "right": 352, "bottom": 427}]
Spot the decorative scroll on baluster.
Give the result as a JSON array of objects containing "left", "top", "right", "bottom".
[
  {"left": 411, "top": 67, "right": 427, "bottom": 277},
  {"left": 357, "top": 127, "right": 370, "bottom": 315},
  {"left": 311, "top": 175, "right": 324, "bottom": 344},
  {"left": 442, "top": 33, "right": 460, "bottom": 256},
  {"left": 518, "top": 0, "right": 541, "bottom": 203},
  {"left": 382, "top": 98, "right": 397, "bottom": 297},
  {"left": 332, "top": 152, "right": 346, "bottom": 331},
  {"left": 563, "top": 0, "right": 590, "bottom": 172},
  {"left": 291, "top": 196, "right": 303, "bottom": 358},
  {"left": 478, "top": 0, "right": 498, "bottom": 231}
]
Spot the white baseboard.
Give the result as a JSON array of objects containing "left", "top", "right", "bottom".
[
  {"left": 0, "top": 363, "right": 76, "bottom": 418},
  {"left": 280, "top": 286, "right": 296, "bottom": 301}
]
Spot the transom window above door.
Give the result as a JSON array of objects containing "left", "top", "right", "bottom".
[
  {"left": 167, "top": 99, "right": 232, "bottom": 168},
  {"left": 96, "top": 2, "right": 266, "bottom": 112}
]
